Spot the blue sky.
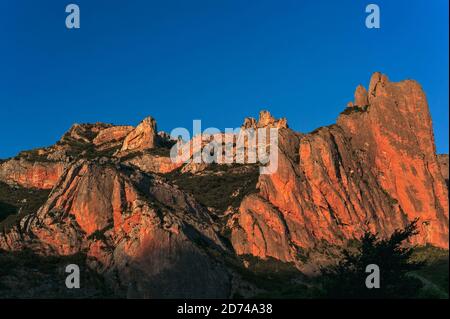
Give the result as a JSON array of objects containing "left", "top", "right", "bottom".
[{"left": 0, "top": 0, "right": 448, "bottom": 158}]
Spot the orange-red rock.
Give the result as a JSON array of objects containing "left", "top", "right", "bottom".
[
  {"left": 231, "top": 73, "right": 448, "bottom": 265},
  {"left": 120, "top": 117, "right": 157, "bottom": 152},
  {"left": 124, "top": 153, "right": 183, "bottom": 174},
  {"left": 338, "top": 73, "right": 448, "bottom": 247},
  {"left": 0, "top": 158, "right": 66, "bottom": 189},
  {"left": 243, "top": 110, "right": 288, "bottom": 129},
  {"left": 93, "top": 126, "right": 134, "bottom": 146},
  {"left": 354, "top": 84, "right": 369, "bottom": 106}
]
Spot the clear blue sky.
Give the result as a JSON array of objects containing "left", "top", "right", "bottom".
[{"left": 0, "top": 0, "right": 448, "bottom": 158}]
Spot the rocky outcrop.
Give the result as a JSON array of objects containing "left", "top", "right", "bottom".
[
  {"left": 230, "top": 73, "right": 449, "bottom": 266},
  {"left": 120, "top": 117, "right": 157, "bottom": 153},
  {"left": 338, "top": 72, "right": 448, "bottom": 247},
  {"left": 0, "top": 158, "right": 66, "bottom": 189},
  {"left": 354, "top": 84, "right": 369, "bottom": 106},
  {"left": 231, "top": 193, "right": 297, "bottom": 262},
  {"left": 124, "top": 153, "right": 183, "bottom": 174},
  {"left": 62, "top": 123, "right": 112, "bottom": 144},
  {"left": 0, "top": 160, "right": 231, "bottom": 298},
  {"left": 93, "top": 126, "right": 134, "bottom": 148},
  {"left": 0, "top": 117, "right": 180, "bottom": 190},
  {"left": 243, "top": 110, "right": 288, "bottom": 129}
]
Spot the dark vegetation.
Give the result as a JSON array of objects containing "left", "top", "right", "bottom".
[
  {"left": 232, "top": 255, "right": 316, "bottom": 298},
  {"left": 86, "top": 225, "right": 114, "bottom": 242},
  {"left": 0, "top": 249, "right": 116, "bottom": 298},
  {"left": 119, "top": 146, "right": 173, "bottom": 162},
  {"left": 166, "top": 164, "right": 260, "bottom": 213},
  {"left": 340, "top": 105, "right": 369, "bottom": 116},
  {"left": 234, "top": 220, "right": 448, "bottom": 299},
  {"left": 15, "top": 148, "right": 55, "bottom": 162},
  {"left": 317, "top": 219, "right": 435, "bottom": 298},
  {"left": 0, "top": 181, "right": 50, "bottom": 233},
  {"left": 147, "top": 146, "right": 174, "bottom": 157},
  {"left": 12, "top": 140, "right": 119, "bottom": 163},
  {"left": 58, "top": 137, "right": 120, "bottom": 160},
  {"left": 13, "top": 124, "right": 112, "bottom": 162},
  {"left": 119, "top": 151, "right": 143, "bottom": 162},
  {"left": 156, "top": 136, "right": 177, "bottom": 150},
  {"left": 409, "top": 245, "right": 449, "bottom": 297}
]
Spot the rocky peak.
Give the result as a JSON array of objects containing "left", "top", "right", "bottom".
[
  {"left": 242, "top": 117, "right": 257, "bottom": 129},
  {"left": 368, "top": 71, "right": 390, "bottom": 101},
  {"left": 62, "top": 123, "right": 112, "bottom": 144},
  {"left": 338, "top": 72, "right": 449, "bottom": 246},
  {"left": 354, "top": 84, "right": 369, "bottom": 106},
  {"left": 242, "top": 110, "right": 288, "bottom": 129},
  {"left": 120, "top": 116, "right": 158, "bottom": 152}
]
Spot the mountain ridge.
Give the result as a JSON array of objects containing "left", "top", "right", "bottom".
[{"left": 0, "top": 72, "right": 448, "bottom": 297}]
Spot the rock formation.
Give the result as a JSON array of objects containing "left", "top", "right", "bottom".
[
  {"left": 123, "top": 153, "right": 183, "bottom": 174},
  {"left": 0, "top": 158, "right": 66, "bottom": 189},
  {"left": 243, "top": 110, "right": 288, "bottom": 129},
  {"left": 0, "top": 72, "right": 448, "bottom": 297},
  {"left": 93, "top": 126, "right": 134, "bottom": 149},
  {"left": 231, "top": 73, "right": 448, "bottom": 266},
  {"left": 354, "top": 84, "right": 369, "bottom": 106},
  {"left": 0, "top": 160, "right": 231, "bottom": 298},
  {"left": 120, "top": 117, "right": 157, "bottom": 153},
  {"left": 0, "top": 117, "right": 178, "bottom": 188}
]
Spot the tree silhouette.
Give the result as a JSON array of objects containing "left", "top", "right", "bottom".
[{"left": 319, "top": 219, "right": 425, "bottom": 298}]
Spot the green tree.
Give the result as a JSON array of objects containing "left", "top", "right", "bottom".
[{"left": 319, "top": 219, "right": 424, "bottom": 298}]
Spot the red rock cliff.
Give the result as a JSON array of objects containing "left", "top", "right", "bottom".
[{"left": 231, "top": 73, "right": 448, "bottom": 264}]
